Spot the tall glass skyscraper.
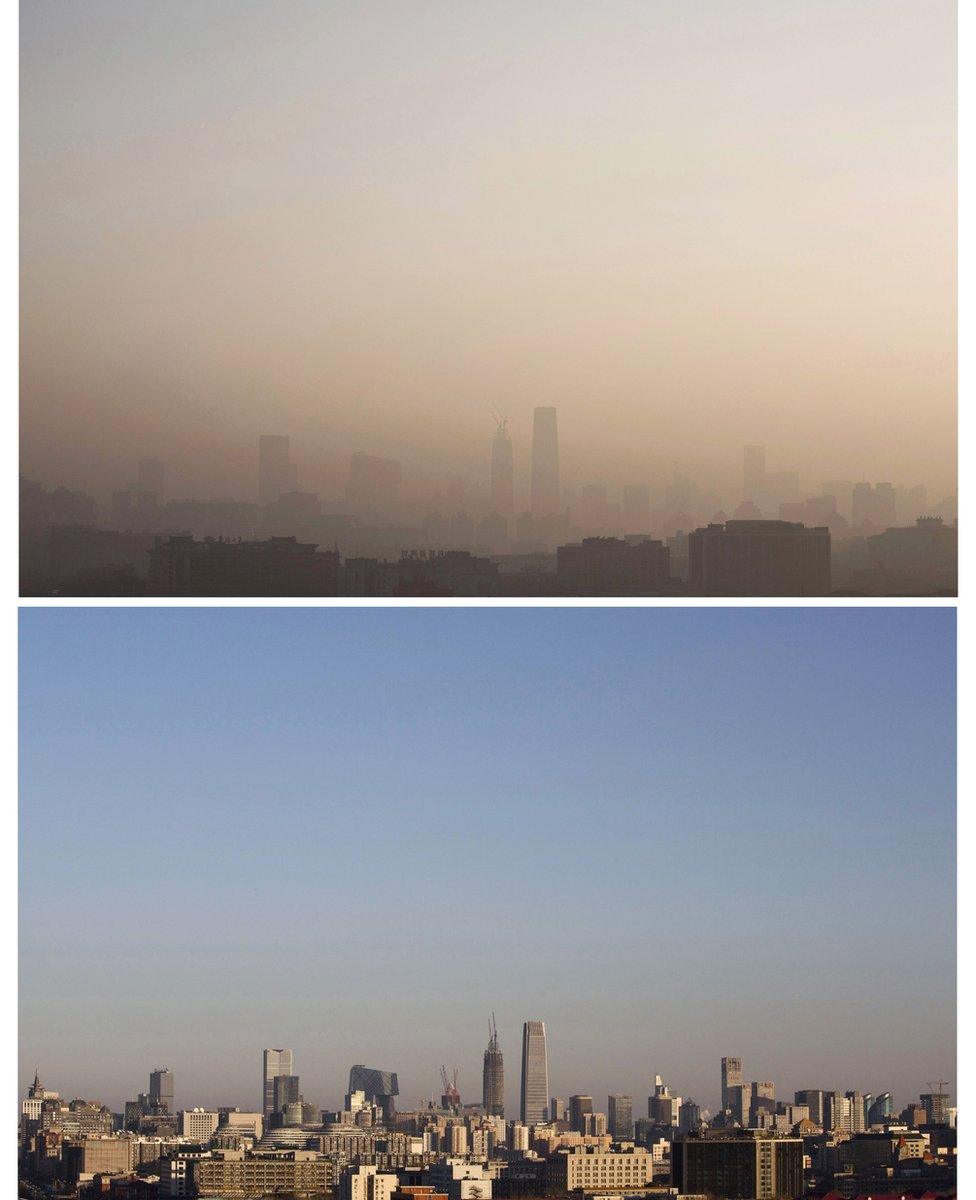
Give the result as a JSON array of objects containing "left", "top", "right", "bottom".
[
  {"left": 520, "top": 1020, "right": 549, "bottom": 1125},
  {"left": 263, "top": 1048, "right": 294, "bottom": 1118}
]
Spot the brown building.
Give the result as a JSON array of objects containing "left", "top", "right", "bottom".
[
  {"left": 556, "top": 537, "right": 672, "bottom": 595},
  {"left": 192, "top": 1148, "right": 338, "bottom": 1196},
  {"left": 146, "top": 535, "right": 340, "bottom": 596},
  {"left": 672, "top": 1130, "right": 803, "bottom": 1200},
  {"left": 688, "top": 520, "right": 830, "bottom": 596}
]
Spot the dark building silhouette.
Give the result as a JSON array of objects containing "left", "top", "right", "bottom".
[
  {"left": 148, "top": 1069, "right": 173, "bottom": 1116},
  {"left": 530, "top": 407, "right": 559, "bottom": 518},
  {"left": 688, "top": 520, "right": 830, "bottom": 596},
  {"left": 482, "top": 1017, "right": 504, "bottom": 1118},
  {"left": 490, "top": 419, "right": 515, "bottom": 516},
  {"left": 556, "top": 536, "right": 671, "bottom": 595},
  {"left": 672, "top": 1130, "right": 803, "bottom": 1199},
  {"left": 146, "top": 535, "right": 339, "bottom": 596},
  {"left": 839, "top": 516, "right": 956, "bottom": 595}
]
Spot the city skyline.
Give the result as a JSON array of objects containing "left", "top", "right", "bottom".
[
  {"left": 19, "top": 607, "right": 955, "bottom": 1114},
  {"left": 21, "top": 0, "right": 956, "bottom": 501}
]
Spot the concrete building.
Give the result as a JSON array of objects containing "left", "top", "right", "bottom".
[
  {"left": 483, "top": 1018, "right": 505, "bottom": 1118},
  {"left": 341, "top": 1164, "right": 401, "bottom": 1200},
  {"left": 672, "top": 1130, "right": 803, "bottom": 1200},
  {"left": 520, "top": 1022, "right": 549, "bottom": 1126},
  {"left": 688, "top": 520, "right": 830, "bottom": 595},
  {"left": 546, "top": 1143, "right": 653, "bottom": 1193},
  {"left": 721, "top": 1058, "right": 743, "bottom": 1110},
  {"left": 427, "top": 1159, "right": 493, "bottom": 1200},
  {"left": 147, "top": 535, "right": 340, "bottom": 596},
  {"left": 178, "top": 1109, "right": 219, "bottom": 1141},
  {"left": 556, "top": 536, "right": 672, "bottom": 595},
  {"left": 62, "top": 1136, "right": 136, "bottom": 1181},
  {"left": 193, "top": 1149, "right": 336, "bottom": 1197}
]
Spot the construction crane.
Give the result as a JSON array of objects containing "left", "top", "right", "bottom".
[{"left": 440, "top": 1066, "right": 461, "bottom": 1110}]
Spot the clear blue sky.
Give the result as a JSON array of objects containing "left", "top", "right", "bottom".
[{"left": 20, "top": 607, "right": 955, "bottom": 1116}]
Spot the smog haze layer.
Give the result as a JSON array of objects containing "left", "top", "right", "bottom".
[{"left": 21, "top": 0, "right": 955, "bottom": 504}]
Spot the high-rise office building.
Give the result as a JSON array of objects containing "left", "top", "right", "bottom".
[
  {"left": 530, "top": 408, "right": 559, "bottom": 517},
  {"left": 921, "top": 1091, "right": 950, "bottom": 1124},
  {"left": 149, "top": 1068, "right": 174, "bottom": 1115},
  {"left": 263, "top": 1049, "right": 294, "bottom": 1118},
  {"left": 482, "top": 1016, "right": 504, "bottom": 1117},
  {"left": 490, "top": 420, "right": 515, "bottom": 516},
  {"left": 258, "top": 435, "right": 297, "bottom": 505},
  {"left": 273, "top": 1075, "right": 302, "bottom": 1115},
  {"left": 793, "top": 1090, "right": 825, "bottom": 1128},
  {"left": 519, "top": 1020, "right": 549, "bottom": 1125},
  {"left": 569, "top": 1095, "right": 593, "bottom": 1134},
  {"left": 550, "top": 1097, "right": 565, "bottom": 1123},
  {"left": 673, "top": 1130, "right": 803, "bottom": 1200},
  {"left": 608, "top": 1094, "right": 634, "bottom": 1140},
  {"left": 348, "top": 1065, "right": 399, "bottom": 1123},
  {"left": 866, "top": 1092, "right": 893, "bottom": 1125},
  {"left": 721, "top": 1057, "right": 742, "bottom": 1110}
]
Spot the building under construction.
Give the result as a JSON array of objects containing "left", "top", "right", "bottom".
[{"left": 482, "top": 1015, "right": 504, "bottom": 1118}]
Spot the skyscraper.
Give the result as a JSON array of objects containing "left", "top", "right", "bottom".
[
  {"left": 721, "top": 1057, "right": 742, "bottom": 1109},
  {"left": 519, "top": 1020, "right": 549, "bottom": 1125},
  {"left": 608, "top": 1094, "right": 634, "bottom": 1140},
  {"left": 263, "top": 1049, "right": 294, "bottom": 1118},
  {"left": 569, "top": 1094, "right": 593, "bottom": 1134},
  {"left": 490, "top": 419, "right": 514, "bottom": 516},
  {"left": 530, "top": 407, "right": 559, "bottom": 517},
  {"left": 149, "top": 1068, "right": 174, "bottom": 1115},
  {"left": 482, "top": 1015, "right": 504, "bottom": 1117},
  {"left": 258, "top": 435, "right": 297, "bottom": 505}
]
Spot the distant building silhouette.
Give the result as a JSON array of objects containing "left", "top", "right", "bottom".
[
  {"left": 149, "top": 1068, "right": 174, "bottom": 1115},
  {"left": 520, "top": 1021, "right": 549, "bottom": 1126},
  {"left": 556, "top": 536, "right": 671, "bottom": 595},
  {"left": 621, "top": 485, "right": 651, "bottom": 532},
  {"left": 347, "top": 453, "right": 402, "bottom": 512},
  {"left": 490, "top": 419, "right": 515, "bottom": 516},
  {"left": 147, "top": 535, "right": 339, "bottom": 596},
  {"left": 688, "top": 520, "right": 830, "bottom": 596},
  {"left": 743, "top": 445, "right": 766, "bottom": 502},
  {"left": 530, "top": 408, "right": 559, "bottom": 517},
  {"left": 258, "top": 435, "right": 298, "bottom": 506}
]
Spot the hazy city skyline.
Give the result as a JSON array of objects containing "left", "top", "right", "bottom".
[
  {"left": 21, "top": 0, "right": 956, "bottom": 501},
  {"left": 20, "top": 607, "right": 954, "bottom": 1114}
]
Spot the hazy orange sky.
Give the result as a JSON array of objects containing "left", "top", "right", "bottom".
[{"left": 21, "top": 0, "right": 956, "bottom": 502}]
